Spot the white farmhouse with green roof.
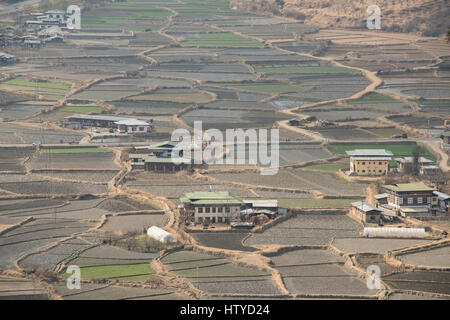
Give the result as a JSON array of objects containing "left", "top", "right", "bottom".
[{"left": 179, "top": 191, "right": 243, "bottom": 225}]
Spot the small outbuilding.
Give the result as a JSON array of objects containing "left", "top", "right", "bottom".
[
  {"left": 351, "top": 201, "right": 383, "bottom": 224},
  {"left": 433, "top": 191, "right": 450, "bottom": 212}
]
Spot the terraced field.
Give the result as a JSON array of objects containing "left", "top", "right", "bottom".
[
  {"left": 161, "top": 250, "right": 280, "bottom": 295},
  {"left": 269, "top": 249, "right": 376, "bottom": 296},
  {"left": 245, "top": 212, "right": 362, "bottom": 247}
]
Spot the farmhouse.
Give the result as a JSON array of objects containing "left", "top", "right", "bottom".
[
  {"left": 346, "top": 149, "right": 393, "bottom": 176},
  {"left": 26, "top": 10, "right": 70, "bottom": 28},
  {"left": 382, "top": 182, "right": 438, "bottom": 216},
  {"left": 351, "top": 201, "right": 383, "bottom": 224},
  {"left": 115, "top": 119, "right": 152, "bottom": 134},
  {"left": 179, "top": 191, "right": 244, "bottom": 225},
  {"left": 395, "top": 156, "right": 434, "bottom": 173},
  {"left": 64, "top": 114, "right": 152, "bottom": 133},
  {"left": 0, "top": 53, "right": 15, "bottom": 64},
  {"left": 129, "top": 141, "right": 195, "bottom": 172},
  {"left": 433, "top": 191, "right": 450, "bottom": 212},
  {"left": 374, "top": 193, "right": 388, "bottom": 206},
  {"left": 419, "top": 165, "right": 440, "bottom": 176},
  {"left": 129, "top": 153, "right": 193, "bottom": 172},
  {"left": 443, "top": 132, "right": 450, "bottom": 144},
  {"left": 243, "top": 199, "right": 286, "bottom": 215}
]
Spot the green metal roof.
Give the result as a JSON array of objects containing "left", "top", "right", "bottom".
[{"left": 383, "top": 182, "right": 436, "bottom": 193}]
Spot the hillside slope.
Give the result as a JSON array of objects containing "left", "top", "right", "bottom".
[{"left": 230, "top": 0, "right": 449, "bottom": 36}]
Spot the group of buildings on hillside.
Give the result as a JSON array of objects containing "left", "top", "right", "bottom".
[
  {"left": 178, "top": 191, "right": 286, "bottom": 227},
  {"left": 352, "top": 182, "right": 449, "bottom": 225}
]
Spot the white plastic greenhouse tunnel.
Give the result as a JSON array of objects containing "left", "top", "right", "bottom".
[
  {"left": 146, "top": 226, "right": 178, "bottom": 244},
  {"left": 363, "top": 227, "right": 426, "bottom": 238}
]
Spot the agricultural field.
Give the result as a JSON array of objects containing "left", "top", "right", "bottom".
[
  {"left": 28, "top": 151, "right": 119, "bottom": 170},
  {"left": 277, "top": 198, "right": 361, "bottom": 209},
  {"left": 53, "top": 282, "right": 189, "bottom": 300},
  {"left": 270, "top": 248, "right": 376, "bottom": 296},
  {"left": 209, "top": 168, "right": 366, "bottom": 196},
  {"left": 315, "top": 126, "right": 379, "bottom": 140},
  {"left": 0, "top": 101, "right": 51, "bottom": 121},
  {"left": 0, "top": 77, "right": 71, "bottom": 100},
  {"left": 181, "top": 33, "right": 264, "bottom": 48},
  {"left": 244, "top": 212, "right": 362, "bottom": 247},
  {"left": 332, "top": 238, "right": 431, "bottom": 254},
  {"left": 0, "top": 276, "right": 48, "bottom": 300},
  {"left": 384, "top": 271, "right": 450, "bottom": 295},
  {"left": 101, "top": 213, "right": 168, "bottom": 234},
  {"left": 415, "top": 99, "right": 450, "bottom": 116},
  {"left": 387, "top": 114, "right": 448, "bottom": 129},
  {"left": 397, "top": 246, "right": 450, "bottom": 268},
  {"left": 189, "top": 231, "right": 256, "bottom": 252},
  {"left": 161, "top": 250, "right": 279, "bottom": 295}
]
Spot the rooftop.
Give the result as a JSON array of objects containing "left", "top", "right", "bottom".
[
  {"left": 115, "top": 119, "right": 149, "bottom": 126},
  {"left": 180, "top": 191, "right": 243, "bottom": 205},
  {"left": 128, "top": 154, "right": 191, "bottom": 164},
  {"left": 433, "top": 191, "right": 450, "bottom": 200},
  {"left": 243, "top": 200, "right": 278, "bottom": 208},
  {"left": 346, "top": 149, "right": 393, "bottom": 157},
  {"left": 395, "top": 157, "right": 434, "bottom": 164},
  {"left": 66, "top": 114, "right": 130, "bottom": 122},
  {"left": 383, "top": 182, "right": 436, "bottom": 193},
  {"left": 352, "top": 201, "right": 382, "bottom": 213}
]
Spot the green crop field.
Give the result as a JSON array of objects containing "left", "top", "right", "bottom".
[
  {"left": 303, "top": 163, "right": 347, "bottom": 172},
  {"left": 278, "top": 198, "right": 361, "bottom": 209},
  {"left": 63, "top": 262, "right": 156, "bottom": 281},
  {"left": 161, "top": 250, "right": 267, "bottom": 277},
  {"left": 254, "top": 66, "right": 360, "bottom": 74},
  {"left": 181, "top": 33, "right": 264, "bottom": 48},
  {"left": 349, "top": 93, "right": 401, "bottom": 105},
  {"left": 209, "top": 82, "right": 300, "bottom": 94},
  {"left": 40, "top": 148, "right": 109, "bottom": 154},
  {"left": 60, "top": 106, "right": 103, "bottom": 114},
  {"left": 363, "top": 127, "right": 407, "bottom": 139},
  {"left": 1, "top": 77, "right": 70, "bottom": 90},
  {"left": 0, "top": 77, "right": 70, "bottom": 99},
  {"left": 328, "top": 144, "right": 435, "bottom": 161}
]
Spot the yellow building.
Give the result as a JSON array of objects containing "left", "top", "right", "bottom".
[{"left": 346, "top": 149, "right": 393, "bottom": 176}]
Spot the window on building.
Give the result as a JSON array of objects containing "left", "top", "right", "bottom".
[
  {"left": 379, "top": 170, "right": 382, "bottom": 173},
  {"left": 379, "top": 162, "right": 382, "bottom": 165},
  {"left": 362, "top": 162, "right": 366, "bottom": 165},
  {"left": 398, "top": 197, "right": 403, "bottom": 205},
  {"left": 225, "top": 207, "right": 230, "bottom": 213},
  {"left": 408, "top": 198, "right": 413, "bottom": 205},
  {"left": 198, "top": 207, "right": 203, "bottom": 213},
  {"left": 212, "top": 207, "right": 216, "bottom": 213},
  {"left": 427, "top": 197, "right": 431, "bottom": 204},
  {"left": 218, "top": 207, "right": 223, "bottom": 213},
  {"left": 205, "top": 207, "right": 210, "bottom": 213},
  {"left": 418, "top": 197, "right": 423, "bottom": 204},
  {"left": 362, "top": 170, "right": 366, "bottom": 173},
  {"left": 218, "top": 217, "right": 222, "bottom": 223}
]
